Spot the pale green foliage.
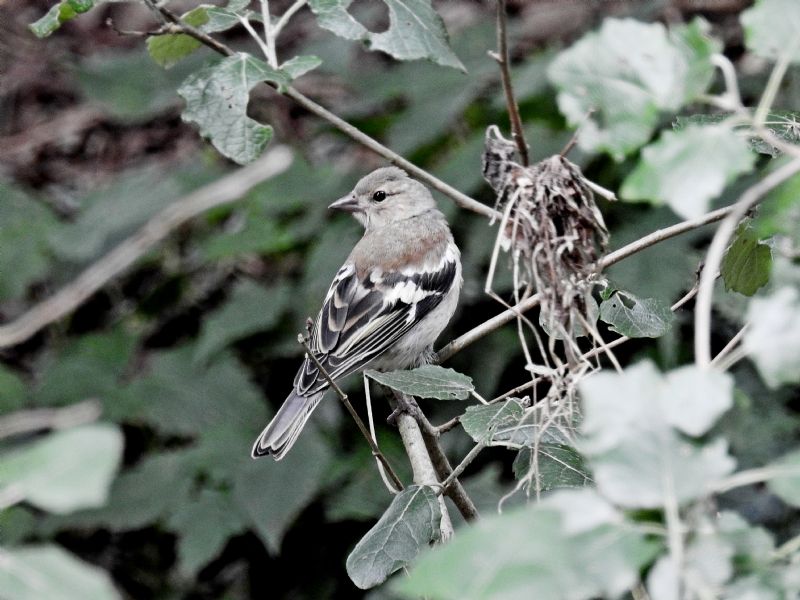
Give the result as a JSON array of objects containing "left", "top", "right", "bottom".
[
  {"left": 0, "top": 425, "right": 123, "bottom": 514},
  {"left": 346, "top": 485, "right": 441, "bottom": 589},
  {"left": 365, "top": 365, "right": 474, "bottom": 400},
  {"left": 397, "top": 489, "right": 658, "bottom": 600},
  {"left": 308, "top": 0, "right": 464, "bottom": 70},
  {"left": 741, "top": 0, "right": 800, "bottom": 64},
  {"left": 745, "top": 286, "right": 800, "bottom": 388},
  {"left": 599, "top": 290, "right": 675, "bottom": 338},
  {"left": 178, "top": 54, "right": 288, "bottom": 164},
  {"left": 0, "top": 544, "right": 121, "bottom": 600},
  {"left": 548, "top": 18, "right": 719, "bottom": 159},
  {"left": 147, "top": 6, "right": 211, "bottom": 68},
  {"left": 620, "top": 124, "right": 756, "bottom": 218},
  {"left": 29, "top": 0, "right": 97, "bottom": 38}
]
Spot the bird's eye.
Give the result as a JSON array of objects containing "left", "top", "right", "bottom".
[{"left": 372, "top": 190, "right": 386, "bottom": 202}]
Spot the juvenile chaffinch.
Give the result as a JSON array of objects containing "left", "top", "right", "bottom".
[{"left": 252, "top": 167, "right": 462, "bottom": 460}]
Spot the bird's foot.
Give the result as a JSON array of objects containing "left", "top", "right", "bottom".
[{"left": 387, "top": 393, "right": 420, "bottom": 426}]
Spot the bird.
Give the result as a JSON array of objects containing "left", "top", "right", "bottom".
[{"left": 252, "top": 166, "right": 462, "bottom": 460}]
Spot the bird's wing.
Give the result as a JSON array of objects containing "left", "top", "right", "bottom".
[{"left": 294, "top": 247, "right": 459, "bottom": 395}]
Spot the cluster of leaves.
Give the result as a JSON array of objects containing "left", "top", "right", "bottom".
[{"left": 3, "top": 0, "right": 800, "bottom": 598}]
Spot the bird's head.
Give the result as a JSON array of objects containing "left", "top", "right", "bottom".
[{"left": 329, "top": 167, "right": 436, "bottom": 230}]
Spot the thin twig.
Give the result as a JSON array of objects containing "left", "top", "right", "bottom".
[
  {"left": 0, "top": 399, "right": 102, "bottom": 439},
  {"left": 694, "top": 156, "right": 800, "bottom": 367},
  {"left": 493, "top": 0, "right": 529, "bottom": 165},
  {"left": 412, "top": 408, "right": 480, "bottom": 521},
  {"left": 440, "top": 442, "right": 486, "bottom": 493},
  {"left": 363, "top": 375, "right": 402, "bottom": 494},
  {"left": 143, "top": 4, "right": 498, "bottom": 220},
  {"left": 299, "top": 336, "right": 404, "bottom": 492},
  {"left": 0, "top": 147, "right": 293, "bottom": 350},
  {"left": 710, "top": 324, "right": 749, "bottom": 369},
  {"left": 273, "top": 0, "right": 306, "bottom": 38}
]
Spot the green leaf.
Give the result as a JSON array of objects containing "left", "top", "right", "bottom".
[
  {"left": 346, "top": 485, "right": 441, "bottom": 589},
  {"left": 0, "top": 182, "right": 57, "bottom": 301},
  {"left": 741, "top": 0, "right": 800, "bottom": 64},
  {"left": 33, "top": 329, "right": 136, "bottom": 410},
  {"left": 0, "top": 544, "right": 120, "bottom": 600},
  {"left": 365, "top": 365, "right": 474, "bottom": 400},
  {"left": 548, "top": 18, "right": 720, "bottom": 159},
  {"left": 194, "top": 279, "right": 292, "bottom": 363},
  {"left": 0, "top": 365, "right": 26, "bottom": 414},
  {"left": 147, "top": 6, "right": 210, "bottom": 68},
  {"left": 29, "top": 0, "right": 97, "bottom": 38},
  {"left": 308, "top": 0, "right": 464, "bottom": 70},
  {"left": 48, "top": 166, "right": 219, "bottom": 264},
  {"left": 579, "top": 361, "right": 736, "bottom": 508},
  {"left": 620, "top": 124, "right": 756, "bottom": 219},
  {"left": 233, "top": 424, "right": 331, "bottom": 554},
  {"left": 166, "top": 489, "right": 247, "bottom": 575},
  {"left": 178, "top": 53, "right": 289, "bottom": 164},
  {"left": 56, "top": 451, "right": 194, "bottom": 531},
  {"left": 766, "top": 449, "right": 800, "bottom": 507},
  {"left": 0, "top": 424, "right": 123, "bottom": 514},
  {"left": 674, "top": 111, "right": 800, "bottom": 157},
  {"left": 745, "top": 286, "right": 800, "bottom": 388},
  {"left": 513, "top": 445, "right": 592, "bottom": 492},
  {"left": 397, "top": 489, "right": 658, "bottom": 600},
  {"left": 461, "top": 398, "right": 525, "bottom": 444},
  {"left": 721, "top": 224, "right": 772, "bottom": 296},
  {"left": 280, "top": 55, "right": 323, "bottom": 79},
  {"left": 754, "top": 170, "right": 800, "bottom": 245},
  {"left": 599, "top": 290, "right": 675, "bottom": 338},
  {"left": 120, "top": 347, "right": 266, "bottom": 436}
]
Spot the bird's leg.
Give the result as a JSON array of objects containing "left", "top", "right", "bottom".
[{"left": 387, "top": 390, "right": 421, "bottom": 425}]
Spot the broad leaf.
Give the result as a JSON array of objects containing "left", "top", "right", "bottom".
[
  {"left": 365, "top": 365, "right": 474, "bottom": 400},
  {"left": 202, "top": 0, "right": 256, "bottom": 33},
  {"left": 280, "top": 55, "right": 323, "bottom": 79},
  {"left": 745, "top": 286, "right": 800, "bottom": 388},
  {"left": 0, "top": 544, "right": 120, "bottom": 600},
  {"left": 167, "top": 489, "right": 247, "bottom": 575},
  {"left": 513, "top": 445, "right": 592, "bottom": 492},
  {"left": 620, "top": 124, "right": 755, "bottom": 219},
  {"left": 0, "top": 424, "right": 123, "bottom": 514},
  {"left": 193, "top": 280, "right": 292, "bottom": 363},
  {"left": 579, "top": 362, "right": 735, "bottom": 508},
  {"left": 346, "top": 485, "right": 441, "bottom": 589},
  {"left": 147, "top": 6, "right": 211, "bottom": 68},
  {"left": 461, "top": 398, "right": 524, "bottom": 444},
  {"left": 308, "top": 0, "right": 464, "bottom": 70},
  {"left": 674, "top": 111, "right": 800, "bottom": 157},
  {"left": 741, "top": 0, "right": 800, "bottom": 64},
  {"left": 397, "top": 489, "right": 658, "bottom": 600},
  {"left": 178, "top": 53, "right": 289, "bottom": 164},
  {"left": 29, "top": 0, "right": 97, "bottom": 38},
  {"left": 233, "top": 424, "right": 331, "bottom": 554},
  {"left": 0, "top": 182, "right": 57, "bottom": 301},
  {"left": 766, "top": 449, "right": 800, "bottom": 507},
  {"left": 600, "top": 290, "right": 674, "bottom": 338},
  {"left": 754, "top": 170, "right": 800, "bottom": 245},
  {"left": 721, "top": 224, "right": 772, "bottom": 296},
  {"left": 548, "top": 18, "right": 720, "bottom": 159}
]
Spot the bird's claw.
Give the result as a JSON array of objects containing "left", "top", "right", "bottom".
[{"left": 387, "top": 394, "right": 420, "bottom": 426}]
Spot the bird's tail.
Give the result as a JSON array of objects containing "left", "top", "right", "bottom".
[{"left": 251, "top": 389, "right": 324, "bottom": 460}]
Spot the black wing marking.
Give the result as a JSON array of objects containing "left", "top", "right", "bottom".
[{"left": 294, "top": 258, "right": 458, "bottom": 395}]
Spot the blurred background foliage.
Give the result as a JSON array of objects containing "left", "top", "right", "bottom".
[{"left": 1, "top": 0, "right": 800, "bottom": 598}]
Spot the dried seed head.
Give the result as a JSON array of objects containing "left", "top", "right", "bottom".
[{"left": 482, "top": 126, "right": 610, "bottom": 340}]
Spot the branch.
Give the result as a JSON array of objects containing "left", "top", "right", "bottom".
[
  {"left": 436, "top": 199, "right": 752, "bottom": 363},
  {"left": 694, "top": 156, "right": 800, "bottom": 367},
  {"left": 395, "top": 410, "right": 455, "bottom": 539},
  {"left": 140, "top": 4, "right": 498, "bottom": 220},
  {"left": 491, "top": 0, "right": 529, "bottom": 166},
  {"left": 0, "top": 399, "right": 101, "bottom": 440},
  {"left": 0, "top": 146, "right": 293, "bottom": 350},
  {"left": 300, "top": 337, "right": 404, "bottom": 492}
]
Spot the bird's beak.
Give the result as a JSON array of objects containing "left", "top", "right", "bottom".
[{"left": 328, "top": 194, "right": 361, "bottom": 213}]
